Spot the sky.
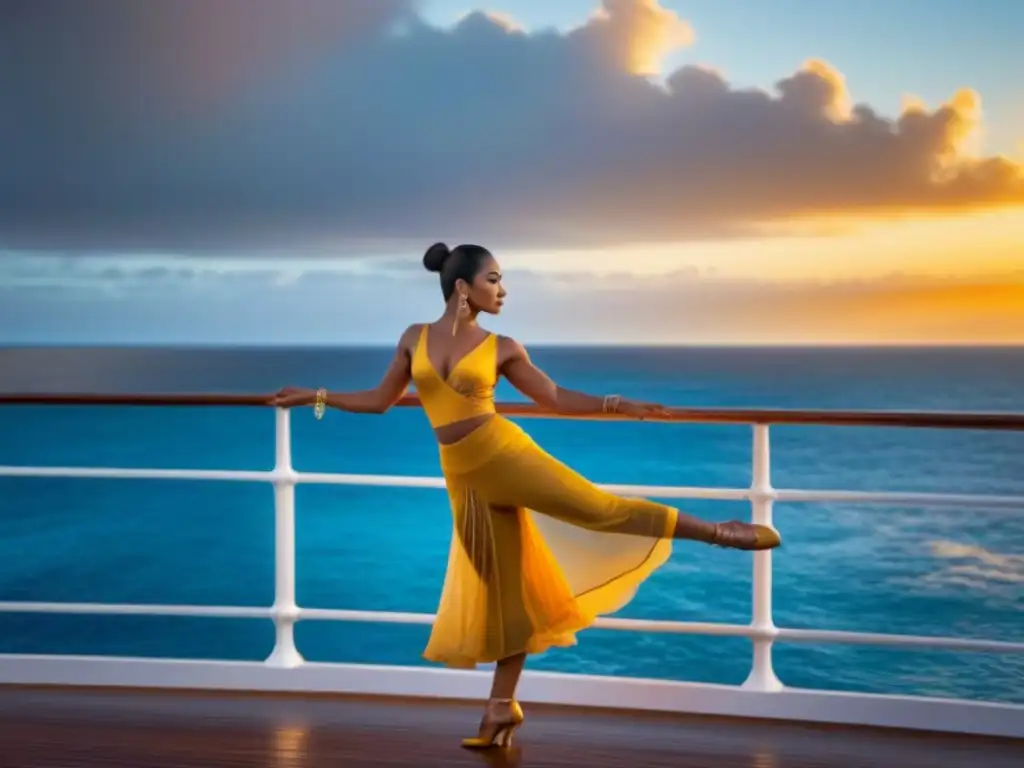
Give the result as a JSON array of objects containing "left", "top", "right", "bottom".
[{"left": 1, "top": 0, "right": 1022, "bottom": 345}]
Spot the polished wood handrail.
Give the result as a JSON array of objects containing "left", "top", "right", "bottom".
[{"left": 1, "top": 392, "right": 1023, "bottom": 430}]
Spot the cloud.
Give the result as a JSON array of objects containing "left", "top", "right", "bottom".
[
  {"left": 1, "top": 0, "right": 1021, "bottom": 254},
  {"left": 2, "top": 258, "right": 1022, "bottom": 346},
  {"left": 582, "top": 0, "right": 694, "bottom": 75}
]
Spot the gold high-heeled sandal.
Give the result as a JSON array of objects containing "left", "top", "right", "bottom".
[
  {"left": 712, "top": 521, "right": 781, "bottom": 551},
  {"left": 461, "top": 698, "right": 525, "bottom": 750}
]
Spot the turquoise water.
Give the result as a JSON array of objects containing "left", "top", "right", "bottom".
[{"left": 0, "top": 346, "right": 1022, "bottom": 702}]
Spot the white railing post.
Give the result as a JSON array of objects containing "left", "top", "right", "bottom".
[
  {"left": 265, "top": 407, "right": 304, "bottom": 668},
  {"left": 742, "top": 423, "right": 783, "bottom": 691}
]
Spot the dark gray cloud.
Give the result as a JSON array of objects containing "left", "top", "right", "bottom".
[{"left": 1, "top": 0, "right": 1021, "bottom": 254}]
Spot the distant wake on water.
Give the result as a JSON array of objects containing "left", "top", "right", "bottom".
[{"left": 927, "top": 540, "right": 1024, "bottom": 587}]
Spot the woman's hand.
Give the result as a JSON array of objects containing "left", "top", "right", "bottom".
[
  {"left": 616, "top": 398, "right": 673, "bottom": 420},
  {"left": 269, "top": 387, "right": 317, "bottom": 408}
]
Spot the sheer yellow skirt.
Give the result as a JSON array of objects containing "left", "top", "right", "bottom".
[{"left": 423, "top": 415, "right": 678, "bottom": 669}]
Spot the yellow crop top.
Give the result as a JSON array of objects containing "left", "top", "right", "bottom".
[{"left": 411, "top": 324, "right": 498, "bottom": 429}]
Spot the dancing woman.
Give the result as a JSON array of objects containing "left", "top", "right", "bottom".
[{"left": 271, "top": 243, "right": 780, "bottom": 750}]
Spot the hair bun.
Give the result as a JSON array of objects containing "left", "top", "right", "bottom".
[{"left": 423, "top": 242, "right": 451, "bottom": 273}]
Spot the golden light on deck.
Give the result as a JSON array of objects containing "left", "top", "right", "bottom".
[{"left": 272, "top": 724, "right": 309, "bottom": 768}]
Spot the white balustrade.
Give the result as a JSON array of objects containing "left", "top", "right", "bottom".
[
  {"left": 742, "top": 424, "right": 782, "bottom": 692},
  {"left": 266, "top": 407, "right": 303, "bottom": 668},
  {"left": 0, "top": 403, "right": 1022, "bottom": 739}
]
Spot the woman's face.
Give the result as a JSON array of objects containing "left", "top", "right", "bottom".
[{"left": 464, "top": 255, "right": 506, "bottom": 315}]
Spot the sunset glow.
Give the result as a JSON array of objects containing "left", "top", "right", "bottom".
[
  {"left": 504, "top": 209, "right": 1024, "bottom": 282},
  {"left": 0, "top": 0, "right": 1021, "bottom": 345}
]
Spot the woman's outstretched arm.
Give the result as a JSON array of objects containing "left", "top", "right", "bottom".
[
  {"left": 499, "top": 337, "right": 670, "bottom": 419},
  {"left": 270, "top": 325, "right": 419, "bottom": 414}
]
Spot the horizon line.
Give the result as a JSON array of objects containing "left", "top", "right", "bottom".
[{"left": 4, "top": 341, "right": 1024, "bottom": 351}]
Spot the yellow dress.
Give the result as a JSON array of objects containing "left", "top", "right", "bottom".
[{"left": 413, "top": 325, "right": 678, "bottom": 668}]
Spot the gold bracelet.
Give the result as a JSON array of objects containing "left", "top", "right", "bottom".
[
  {"left": 602, "top": 394, "right": 621, "bottom": 414},
  {"left": 314, "top": 387, "right": 327, "bottom": 420}
]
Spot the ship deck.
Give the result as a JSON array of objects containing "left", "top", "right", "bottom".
[{"left": 0, "top": 688, "right": 1020, "bottom": 768}]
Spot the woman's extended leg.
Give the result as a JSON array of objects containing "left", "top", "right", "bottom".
[{"left": 477, "top": 438, "right": 780, "bottom": 550}]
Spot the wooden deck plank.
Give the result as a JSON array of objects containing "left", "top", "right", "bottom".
[{"left": 0, "top": 689, "right": 1019, "bottom": 768}]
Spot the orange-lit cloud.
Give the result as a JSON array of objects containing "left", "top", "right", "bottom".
[
  {"left": 581, "top": 0, "right": 695, "bottom": 75},
  {"left": 478, "top": 11, "right": 525, "bottom": 33},
  {"left": 782, "top": 59, "right": 853, "bottom": 121},
  {"left": 0, "top": 0, "right": 1021, "bottom": 253}
]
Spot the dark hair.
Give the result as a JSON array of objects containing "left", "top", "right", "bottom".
[{"left": 423, "top": 242, "right": 494, "bottom": 302}]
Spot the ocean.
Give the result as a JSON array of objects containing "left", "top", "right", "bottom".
[{"left": 1, "top": 345, "right": 1022, "bottom": 703}]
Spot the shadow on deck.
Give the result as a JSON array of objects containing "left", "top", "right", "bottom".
[{"left": 0, "top": 688, "right": 1020, "bottom": 768}]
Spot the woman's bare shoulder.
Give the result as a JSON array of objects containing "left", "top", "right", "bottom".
[
  {"left": 496, "top": 335, "right": 529, "bottom": 361},
  {"left": 397, "top": 323, "right": 427, "bottom": 350}
]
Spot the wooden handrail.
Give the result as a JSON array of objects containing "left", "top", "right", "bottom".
[{"left": 2, "top": 392, "right": 1024, "bottom": 430}]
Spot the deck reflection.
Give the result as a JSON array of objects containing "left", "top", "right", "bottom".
[{"left": 0, "top": 688, "right": 1019, "bottom": 768}]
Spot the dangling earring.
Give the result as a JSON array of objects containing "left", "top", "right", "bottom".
[{"left": 453, "top": 292, "right": 469, "bottom": 336}]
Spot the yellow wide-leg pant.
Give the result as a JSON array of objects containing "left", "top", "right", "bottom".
[{"left": 423, "top": 415, "right": 678, "bottom": 668}]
